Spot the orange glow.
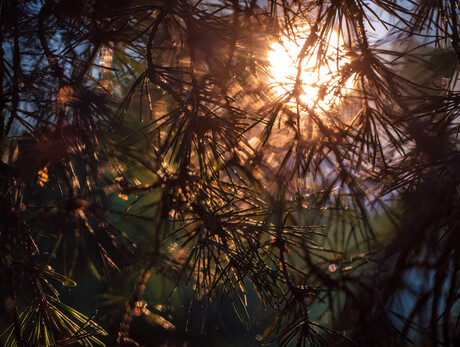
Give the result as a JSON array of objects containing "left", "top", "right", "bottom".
[{"left": 268, "top": 26, "right": 354, "bottom": 110}]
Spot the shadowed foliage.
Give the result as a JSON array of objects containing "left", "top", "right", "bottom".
[{"left": 1, "top": 0, "right": 459, "bottom": 346}]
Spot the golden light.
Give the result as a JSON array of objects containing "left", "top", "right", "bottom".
[{"left": 268, "top": 26, "right": 354, "bottom": 110}]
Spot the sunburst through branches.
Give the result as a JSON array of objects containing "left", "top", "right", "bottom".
[{"left": 268, "top": 24, "right": 355, "bottom": 111}]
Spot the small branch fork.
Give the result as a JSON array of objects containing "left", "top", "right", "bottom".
[{"left": 275, "top": 206, "right": 311, "bottom": 340}]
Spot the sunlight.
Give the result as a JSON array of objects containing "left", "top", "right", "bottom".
[{"left": 268, "top": 26, "right": 354, "bottom": 110}]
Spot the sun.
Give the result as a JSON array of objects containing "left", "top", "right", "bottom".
[{"left": 267, "top": 26, "right": 354, "bottom": 110}]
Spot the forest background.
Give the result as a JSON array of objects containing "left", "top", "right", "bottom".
[{"left": 1, "top": 0, "right": 459, "bottom": 346}]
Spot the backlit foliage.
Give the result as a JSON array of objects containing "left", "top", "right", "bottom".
[{"left": 1, "top": 0, "right": 459, "bottom": 345}]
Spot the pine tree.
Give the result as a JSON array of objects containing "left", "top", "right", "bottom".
[{"left": 1, "top": 0, "right": 459, "bottom": 345}]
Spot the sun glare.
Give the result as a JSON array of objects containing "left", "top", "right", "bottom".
[{"left": 268, "top": 27, "right": 354, "bottom": 110}]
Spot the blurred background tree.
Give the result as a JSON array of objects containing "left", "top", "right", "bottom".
[{"left": 0, "top": 0, "right": 459, "bottom": 346}]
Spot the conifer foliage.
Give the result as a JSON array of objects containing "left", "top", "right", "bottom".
[{"left": 1, "top": 0, "right": 459, "bottom": 345}]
